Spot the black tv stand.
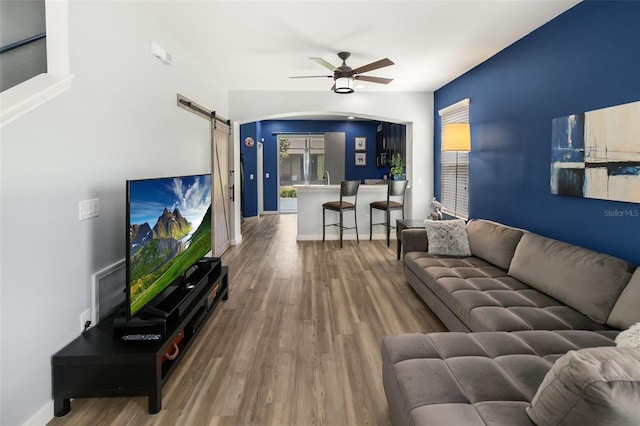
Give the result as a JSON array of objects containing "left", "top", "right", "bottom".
[
  {"left": 51, "top": 259, "right": 228, "bottom": 416},
  {"left": 137, "top": 304, "right": 171, "bottom": 318}
]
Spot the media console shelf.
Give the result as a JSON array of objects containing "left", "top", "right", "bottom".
[{"left": 52, "top": 262, "right": 229, "bottom": 416}]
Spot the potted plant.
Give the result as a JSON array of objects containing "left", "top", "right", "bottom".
[
  {"left": 279, "top": 187, "right": 297, "bottom": 213},
  {"left": 389, "top": 153, "right": 405, "bottom": 180},
  {"left": 279, "top": 138, "right": 291, "bottom": 161}
]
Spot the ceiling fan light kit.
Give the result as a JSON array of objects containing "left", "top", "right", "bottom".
[
  {"left": 291, "top": 51, "right": 394, "bottom": 94},
  {"left": 335, "top": 76, "right": 354, "bottom": 94}
]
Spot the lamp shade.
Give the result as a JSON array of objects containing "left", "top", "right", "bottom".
[
  {"left": 442, "top": 123, "right": 471, "bottom": 151},
  {"left": 334, "top": 76, "right": 354, "bottom": 94}
]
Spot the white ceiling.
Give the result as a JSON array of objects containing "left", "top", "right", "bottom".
[{"left": 137, "top": 0, "right": 580, "bottom": 94}]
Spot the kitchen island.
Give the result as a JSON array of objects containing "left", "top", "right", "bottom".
[{"left": 295, "top": 183, "right": 408, "bottom": 241}]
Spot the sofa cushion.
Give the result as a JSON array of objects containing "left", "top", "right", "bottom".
[
  {"left": 382, "top": 331, "right": 617, "bottom": 426},
  {"left": 466, "top": 219, "right": 525, "bottom": 270},
  {"left": 424, "top": 219, "right": 471, "bottom": 256},
  {"left": 508, "top": 232, "right": 634, "bottom": 324},
  {"left": 608, "top": 267, "right": 640, "bottom": 329},
  {"left": 404, "top": 252, "right": 611, "bottom": 332},
  {"left": 526, "top": 346, "right": 640, "bottom": 426}
]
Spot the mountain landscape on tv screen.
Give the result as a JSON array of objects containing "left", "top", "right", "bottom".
[
  {"left": 128, "top": 175, "right": 212, "bottom": 316},
  {"left": 129, "top": 205, "right": 211, "bottom": 314},
  {"left": 130, "top": 207, "right": 192, "bottom": 254}
]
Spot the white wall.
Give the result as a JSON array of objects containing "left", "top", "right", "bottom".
[
  {"left": 0, "top": 2, "right": 227, "bottom": 424},
  {"left": 0, "top": 4, "right": 435, "bottom": 422},
  {"left": 228, "top": 90, "right": 434, "bottom": 243}
]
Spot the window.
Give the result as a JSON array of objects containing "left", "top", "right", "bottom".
[
  {"left": 278, "top": 135, "right": 325, "bottom": 185},
  {"left": 0, "top": 0, "right": 72, "bottom": 128},
  {"left": 0, "top": 0, "right": 47, "bottom": 92},
  {"left": 438, "top": 99, "right": 470, "bottom": 219}
]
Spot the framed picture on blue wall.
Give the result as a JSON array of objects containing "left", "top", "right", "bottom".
[
  {"left": 355, "top": 152, "right": 367, "bottom": 166},
  {"left": 355, "top": 137, "right": 367, "bottom": 152},
  {"left": 551, "top": 100, "right": 640, "bottom": 203}
]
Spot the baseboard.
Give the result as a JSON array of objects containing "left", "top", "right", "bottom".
[
  {"left": 231, "top": 234, "right": 242, "bottom": 245},
  {"left": 23, "top": 400, "right": 53, "bottom": 426}
]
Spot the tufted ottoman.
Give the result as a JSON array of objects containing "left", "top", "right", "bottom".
[{"left": 381, "top": 330, "right": 618, "bottom": 426}]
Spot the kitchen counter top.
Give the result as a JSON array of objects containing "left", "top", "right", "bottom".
[{"left": 294, "top": 183, "right": 409, "bottom": 241}]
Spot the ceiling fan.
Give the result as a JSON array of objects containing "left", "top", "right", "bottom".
[{"left": 290, "top": 51, "right": 394, "bottom": 94}]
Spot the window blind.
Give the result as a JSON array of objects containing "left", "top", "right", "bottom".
[{"left": 438, "top": 99, "right": 470, "bottom": 219}]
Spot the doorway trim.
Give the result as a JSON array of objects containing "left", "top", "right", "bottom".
[
  {"left": 257, "top": 140, "right": 264, "bottom": 217},
  {"left": 230, "top": 111, "right": 415, "bottom": 246}
]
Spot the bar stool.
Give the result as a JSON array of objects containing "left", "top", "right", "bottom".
[
  {"left": 369, "top": 180, "right": 408, "bottom": 246},
  {"left": 322, "top": 180, "right": 360, "bottom": 248}
]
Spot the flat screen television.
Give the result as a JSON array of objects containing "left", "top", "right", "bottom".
[{"left": 126, "top": 174, "right": 212, "bottom": 319}]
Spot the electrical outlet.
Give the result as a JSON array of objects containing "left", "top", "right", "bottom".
[{"left": 80, "top": 308, "right": 91, "bottom": 333}]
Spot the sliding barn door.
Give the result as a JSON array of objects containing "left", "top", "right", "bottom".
[{"left": 211, "top": 120, "right": 231, "bottom": 256}]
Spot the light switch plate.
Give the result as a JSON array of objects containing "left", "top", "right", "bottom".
[{"left": 79, "top": 198, "right": 99, "bottom": 221}]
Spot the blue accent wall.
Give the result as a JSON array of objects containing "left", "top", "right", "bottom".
[
  {"left": 434, "top": 1, "right": 640, "bottom": 265},
  {"left": 240, "top": 119, "right": 383, "bottom": 215},
  {"left": 240, "top": 121, "right": 258, "bottom": 217}
]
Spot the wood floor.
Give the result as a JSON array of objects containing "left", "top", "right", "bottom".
[{"left": 48, "top": 214, "right": 445, "bottom": 426}]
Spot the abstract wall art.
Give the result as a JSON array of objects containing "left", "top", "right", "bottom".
[{"left": 551, "top": 101, "right": 640, "bottom": 203}]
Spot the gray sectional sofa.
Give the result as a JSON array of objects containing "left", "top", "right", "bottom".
[{"left": 382, "top": 219, "right": 640, "bottom": 425}]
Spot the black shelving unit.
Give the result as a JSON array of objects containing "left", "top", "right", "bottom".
[
  {"left": 51, "top": 262, "right": 229, "bottom": 416},
  {"left": 376, "top": 122, "right": 407, "bottom": 168}
]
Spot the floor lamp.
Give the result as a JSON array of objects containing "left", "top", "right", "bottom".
[{"left": 442, "top": 123, "right": 471, "bottom": 218}]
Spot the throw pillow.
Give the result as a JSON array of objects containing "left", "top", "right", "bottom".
[
  {"left": 424, "top": 219, "right": 471, "bottom": 256},
  {"left": 616, "top": 322, "right": 640, "bottom": 348},
  {"left": 526, "top": 346, "right": 640, "bottom": 426}
]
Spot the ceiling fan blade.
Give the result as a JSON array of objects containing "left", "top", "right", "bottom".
[
  {"left": 354, "top": 75, "right": 393, "bottom": 85},
  {"left": 310, "top": 57, "right": 337, "bottom": 71},
  {"left": 289, "top": 75, "right": 333, "bottom": 79},
  {"left": 330, "top": 82, "right": 336, "bottom": 91},
  {"left": 352, "top": 58, "right": 394, "bottom": 75}
]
